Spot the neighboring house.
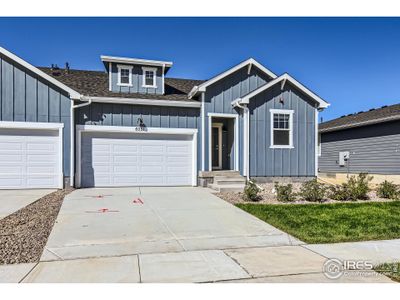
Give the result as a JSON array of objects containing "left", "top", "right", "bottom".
[
  {"left": 319, "top": 104, "right": 400, "bottom": 184},
  {"left": 0, "top": 46, "right": 329, "bottom": 189}
]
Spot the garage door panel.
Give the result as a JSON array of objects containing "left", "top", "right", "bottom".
[
  {"left": 167, "top": 176, "right": 191, "bottom": 185},
  {"left": 0, "top": 127, "right": 62, "bottom": 189},
  {"left": 27, "top": 165, "right": 58, "bottom": 173},
  {"left": 27, "top": 176, "right": 58, "bottom": 187},
  {"left": 113, "top": 155, "right": 138, "bottom": 163},
  {"left": 113, "top": 176, "right": 139, "bottom": 185},
  {"left": 113, "top": 144, "right": 138, "bottom": 152},
  {"left": 81, "top": 131, "right": 194, "bottom": 187},
  {"left": 0, "top": 176, "right": 24, "bottom": 187},
  {"left": 113, "top": 165, "right": 138, "bottom": 173},
  {"left": 0, "top": 154, "right": 24, "bottom": 162},
  {"left": 0, "top": 142, "right": 23, "bottom": 150}
]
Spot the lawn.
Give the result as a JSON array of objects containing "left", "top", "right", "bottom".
[
  {"left": 374, "top": 262, "right": 400, "bottom": 282},
  {"left": 236, "top": 201, "right": 400, "bottom": 243}
]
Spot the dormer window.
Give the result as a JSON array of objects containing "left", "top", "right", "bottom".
[
  {"left": 142, "top": 67, "right": 157, "bottom": 88},
  {"left": 117, "top": 65, "right": 133, "bottom": 87}
]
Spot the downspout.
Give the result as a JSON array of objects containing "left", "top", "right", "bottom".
[
  {"left": 70, "top": 96, "right": 92, "bottom": 187},
  {"left": 233, "top": 101, "right": 250, "bottom": 181}
]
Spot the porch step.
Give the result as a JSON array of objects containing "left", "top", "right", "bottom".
[
  {"left": 200, "top": 171, "right": 241, "bottom": 178},
  {"left": 214, "top": 176, "right": 246, "bottom": 185},
  {"left": 209, "top": 183, "right": 245, "bottom": 193}
]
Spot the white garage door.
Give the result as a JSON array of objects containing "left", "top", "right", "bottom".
[
  {"left": 80, "top": 132, "right": 194, "bottom": 187},
  {"left": 0, "top": 127, "right": 62, "bottom": 189}
]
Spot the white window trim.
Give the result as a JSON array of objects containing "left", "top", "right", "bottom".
[
  {"left": 75, "top": 125, "right": 198, "bottom": 188},
  {"left": 142, "top": 67, "right": 158, "bottom": 88},
  {"left": 207, "top": 113, "right": 239, "bottom": 172},
  {"left": 117, "top": 64, "right": 133, "bottom": 87},
  {"left": 270, "top": 109, "right": 294, "bottom": 149}
]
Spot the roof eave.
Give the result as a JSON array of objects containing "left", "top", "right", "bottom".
[
  {"left": 0, "top": 47, "right": 81, "bottom": 100},
  {"left": 83, "top": 96, "right": 201, "bottom": 108},
  {"left": 319, "top": 114, "right": 400, "bottom": 133},
  {"left": 188, "top": 58, "right": 277, "bottom": 99},
  {"left": 232, "top": 73, "right": 330, "bottom": 109},
  {"left": 100, "top": 55, "right": 173, "bottom": 69}
]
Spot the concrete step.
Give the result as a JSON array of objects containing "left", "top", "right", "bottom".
[
  {"left": 209, "top": 183, "right": 245, "bottom": 193},
  {"left": 199, "top": 171, "right": 240, "bottom": 178},
  {"left": 214, "top": 177, "right": 246, "bottom": 185}
]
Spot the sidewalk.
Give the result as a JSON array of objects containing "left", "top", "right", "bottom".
[{"left": 1, "top": 239, "right": 398, "bottom": 283}]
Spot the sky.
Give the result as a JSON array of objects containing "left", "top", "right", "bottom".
[{"left": 0, "top": 17, "right": 399, "bottom": 121}]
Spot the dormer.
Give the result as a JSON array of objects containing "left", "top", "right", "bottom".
[{"left": 101, "top": 55, "right": 173, "bottom": 95}]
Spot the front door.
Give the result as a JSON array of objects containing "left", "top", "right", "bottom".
[{"left": 212, "top": 125, "right": 222, "bottom": 169}]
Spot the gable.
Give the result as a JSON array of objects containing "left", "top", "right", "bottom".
[
  {"left": 234, "top": 73, "right": 329, "bottom": 109},
  {"left": 189, "top": 58, "right": 276, "bottom": 98}
]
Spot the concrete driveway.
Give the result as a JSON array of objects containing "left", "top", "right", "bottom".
[
  {"left": 0, "top": 189, "right": 55, "bottom": 220},
  {"left": 41, "top": 187, "right": 300, "bottom": 261},
  {"left": 14, "top": 187, "right": 392, "bottom": 283}
]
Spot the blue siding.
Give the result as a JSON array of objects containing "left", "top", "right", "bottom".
[
  {"left": 204, "top": 65, "right": 273, "bottom": 172},
  {"left": 75, "top": 102, "right": 201, "bottom": 170},
  {"left": 320, "top": 121, "right": 400, "bottom": 175},
  {"left": 110, "top": 63, "right": 163, "bottom": 95},
  {"left": 0, "top": 54, "right": 72, "bottom": 177},
  {"left": 248, "top": 83, "right": 316, "bottom": 177}
]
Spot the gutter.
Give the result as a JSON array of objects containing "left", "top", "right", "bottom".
[
  {"left": 88, "top": 96, "right": 201, "bottom": 108},
  {"left": 69, "top": 96, "right": 92, "bottom": 187}
]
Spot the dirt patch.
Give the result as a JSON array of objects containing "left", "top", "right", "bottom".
[
  {"left": 217, "top": 182, "right": 393, "bottom": 205},
  {"left": 0, "top": 188, "right": 73, "bottom": 264}
]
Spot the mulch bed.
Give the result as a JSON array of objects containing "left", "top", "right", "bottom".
[
  {"left": 217, "top": 182, "right": 393, "bottom": 205},
  {"left": 0, "top": 188, "right": 72, "bottom": 264}
]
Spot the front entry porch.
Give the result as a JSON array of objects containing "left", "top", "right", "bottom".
[{"left": 210, "top": 116, "right": 237, "bottom": 171}]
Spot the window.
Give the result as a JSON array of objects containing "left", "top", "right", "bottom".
[
  {"left": 142, "top": 67, "right": 157, "bottom": 88},
  {"left": 270, "top": 109, "right": 294, "bottom": 148},
  {"left": 117, "top": 65, "right": 133, "bottom": 86}
]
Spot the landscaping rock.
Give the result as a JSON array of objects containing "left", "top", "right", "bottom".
[
  {"left": 0, "top": 188, "right": 72, "bottom": 264},
  {"left": 217, "top": 182, "right": 393, "bottom": 205}
]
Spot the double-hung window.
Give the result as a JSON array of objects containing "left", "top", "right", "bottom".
[
  {"left": 117, "top": 65, "right": 133, "bottom": 86},
  {"left": 142, "top": 67, "right": 157, "bottom": 88},
  {"left": 270, "top": 109, "right": 294, "bottom": 148}
]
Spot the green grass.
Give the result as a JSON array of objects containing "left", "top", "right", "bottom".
[
  {"left": 236, "top": 201, "right": 400, "bottom": 243},
  {"left": 374, "top": 262, "right": 400, "bottom": 282}
]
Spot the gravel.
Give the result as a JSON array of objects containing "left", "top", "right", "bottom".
[
  {"left": 217, "top": 182, "right": 394, "bottom": 205},
  {"left": 0, "top": 188, "right": 72, "bottom": 264}
]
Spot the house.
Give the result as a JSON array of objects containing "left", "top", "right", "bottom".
[
  {"left": 319, "top": 104, "right": 400, "bottom": 184},
  {"left": 0, "top": 46, "right": 329, "bottom": 190}
]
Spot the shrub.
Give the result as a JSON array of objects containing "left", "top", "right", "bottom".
[
  {"left": 275, "top": 183, "right": 296, "bottom": 202},
  {"left": 328, "top": 173, "right": 373, "bottom": 201},
  {"left": 328, "top": 184, "right": 349, "bottom": 201},
  {"left": 298, "top": 179, "right": 326, "bottom": 202},
  {"left": 377, "top": 180, "right": 399, "bottom": 199},
  {"left": 243, "top": 180, "right": 261, "bottom": 201},
  {"left": 346, "top": 173, "right": 373, "bottom": 200}
]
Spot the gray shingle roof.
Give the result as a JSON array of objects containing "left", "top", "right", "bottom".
[
  {"left": 319, "top": 103, "right": 400, "bottom": 133},
  {"left": 38, "top": 67, "right": 205, "bottom": 101}
]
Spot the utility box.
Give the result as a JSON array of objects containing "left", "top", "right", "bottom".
[{"left": 338, "top": 151, "right": 350, "bottom": 167}]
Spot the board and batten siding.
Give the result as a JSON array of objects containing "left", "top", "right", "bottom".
[
  {"left": 0, "top": 54, "right": 72, "bottom": 177},
  {"left": 204, "top": 65, "right": 273, "bottom": 172},
  {"left": 319, "top": 120, "right": 400, "bottom": 175},
  {"left": 75, "top": 102, "right": 202, "bottom": 169},
  {"left": 110, "top": 63, "right": 163, "bottom": 95},
  {"left": 249, "top": 83, "right": 316, "bottom": 177}
]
